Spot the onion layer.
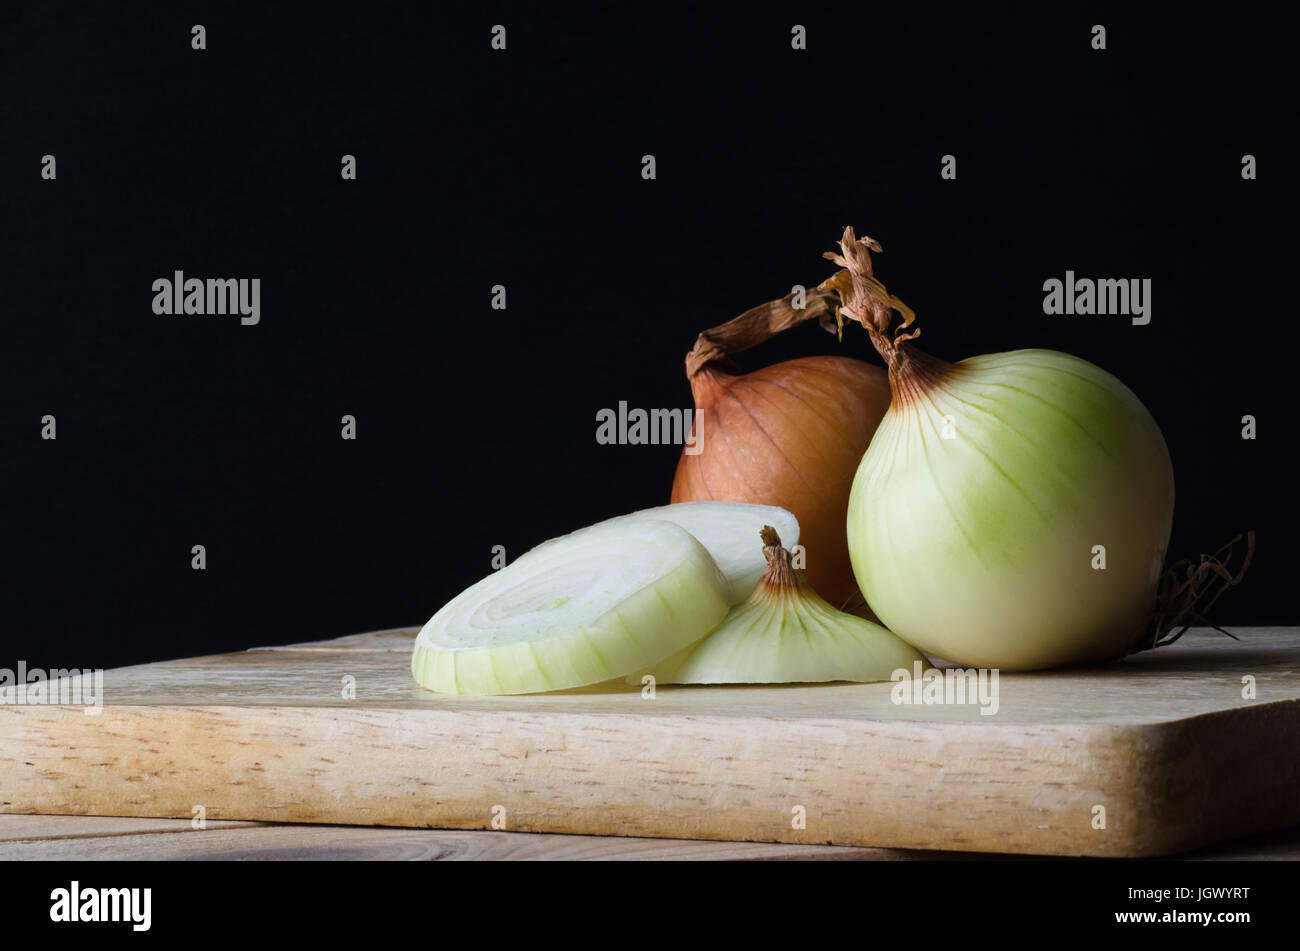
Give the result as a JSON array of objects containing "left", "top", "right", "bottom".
[{"left": 536, "top": 501, "right": 798, "bottom": 604}]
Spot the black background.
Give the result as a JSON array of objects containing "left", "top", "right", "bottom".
[{"left": 1, "top": 3, "right": 1294, "bottom": 670}]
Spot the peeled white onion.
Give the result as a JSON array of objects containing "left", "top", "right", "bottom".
[
  {"left": 850, "top": 349, "right": 1174, "bottom": 669},
  {"left": 826, "top": 228, "right": 1175, "bottom": 670}
]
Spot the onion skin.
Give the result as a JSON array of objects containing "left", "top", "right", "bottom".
[{"left": 673, "top": 355, "right": 890, "bottom": 607}]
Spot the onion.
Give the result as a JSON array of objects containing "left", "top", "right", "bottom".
[
  {"left": 823, "top": 227, "right": 1178, "bottom": 670},
  {"left": 671, "top": 290, "right": 891, "bottom": 608},
  {"left": 635, "top": 526, "right": 924, "bottom": 684},
  {"left": 535, "top": 501, "right": 799, "bottom": 604},
  {"left": 412, "top": 520, "right": 730, "bottom": 695}
]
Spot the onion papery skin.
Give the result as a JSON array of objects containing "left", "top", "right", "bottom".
[
  {"left": 673, "top": 355, "right": 890, "bottom": 607},
  {"left": 848, "top": 348, "right": 1174, "bottom": 671}
]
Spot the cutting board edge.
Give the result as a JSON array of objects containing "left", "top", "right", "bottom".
[
  {"left": 5, "top": 700, "right": 1298, "bottom": 857},
  {"left": 1117, "top": 701, "right": 1300, "bottom": 856}
]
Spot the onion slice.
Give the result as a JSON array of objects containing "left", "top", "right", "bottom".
[
  {"left": 412, "top": 520, "right": 731, "bottom": 695},
  {"left": 635, "top": 527, "right": 925, "bottom": 685},
  {"left": 533, "top": 501, "right": 799, "bottom": 604}
]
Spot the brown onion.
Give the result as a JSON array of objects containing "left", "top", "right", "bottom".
[{"left": 671, "top": 287, "right": 890, "bottom": 607}]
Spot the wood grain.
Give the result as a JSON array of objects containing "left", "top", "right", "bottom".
[
  {"left": 0, "top": 814, "right": 261, "bottom": 842},
  {"left": 2, "top": 627, "right": 1297, "bottom": 857},
  {"left": 4, "top": 815, "right": 1297, "bottom": 861},
  {"left": 0, "top": 820, "right": 891, "bottom": 861}
]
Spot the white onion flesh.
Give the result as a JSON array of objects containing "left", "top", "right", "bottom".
[
  {"left": 534, "top": 501, "right": 799, "bottom": 604},
  {"left": 413, "top": 520, "right": 731, "bottom": 695}
]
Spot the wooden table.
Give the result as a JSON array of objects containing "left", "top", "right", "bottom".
[{"left": 3, "top": 815, "right": 1298, "bottom": 861}]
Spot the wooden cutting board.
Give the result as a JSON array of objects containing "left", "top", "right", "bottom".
[{"left": 3, "top": 627, "right": 1297, "bottom": 856}]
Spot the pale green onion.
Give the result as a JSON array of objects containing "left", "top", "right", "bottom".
[{"left": 825, "top": 227, "right": 1176, "bottom": 670}]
